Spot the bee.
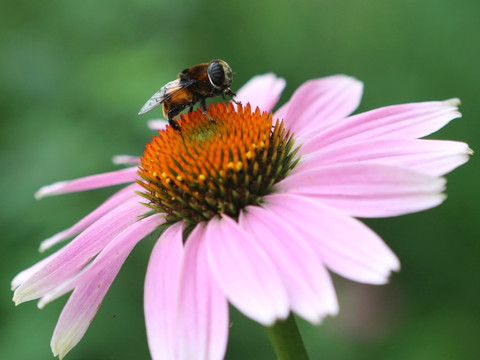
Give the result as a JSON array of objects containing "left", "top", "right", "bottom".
[{"left": 138, "top": 59, "right": 239, "bottom": 131}]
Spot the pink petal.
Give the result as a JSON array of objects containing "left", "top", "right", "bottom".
[
  {"left": 297, "top": 139, "right": 471, "bottom": 177},
  {"left": 39, "top": 213, "right": 164, "bottom": 308},
  {"left": 265, "top": 193, "right": 400, "bottom": 284},
  {"left": 300, "top": 98, "right": 461, "bottom": 154},
  {"left": 205, "top": 215, "right": 289, "bottom": 325},
  {"left": 275, "top": 75, "right": 363, "bottom": 136},
  {"left": 50, "top": 264, "right": 119, "bottom": 358},
  {"left": 39, "top": 183, "right": 141, "bottom": 252},
  {"left": 144, "top": 223, "right": 185, "bottom": 360},
  {"left": 278, "top": 163, "right": 446, "bottom": 218},
  {"left": 175, "top": 224, "right": 229, "bottom": 360},
  {"left": 49, "top": 214, "right": 162, "bottom": 358},
  {"left": 239, "top": 207, "right": 338, "bottom": 323},
  {"left": 147, "top": 119, "right": 168, "bottom": 131},
  {"left": 12, "top": 253, "right": 57, "bottom": 291},
  {"left": 13, "top": 199, "right": 146, "bottom": 304},
  {"left": 235, "top": 73, "right": 286, "bottom": 113},
  {"left": 35, "top": 166, "right": 138, "bottom": 199},
  {"left": 112, "top": 155, "right": 141, "bottom": 165}
]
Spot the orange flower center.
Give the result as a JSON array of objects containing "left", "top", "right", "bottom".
[{"left": 137, "top": 102, "right": 298, "bottom": 225}]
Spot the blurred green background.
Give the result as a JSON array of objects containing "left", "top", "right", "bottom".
[{"left": 1, "top": 0, "right": 479, "bottom": 359}]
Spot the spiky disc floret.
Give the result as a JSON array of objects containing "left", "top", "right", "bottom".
[{"left": 137, "top": 102, "right": 299, "bottom": 225}]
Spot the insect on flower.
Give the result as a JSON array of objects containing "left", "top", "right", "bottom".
[{"left": 138, "top": 59, "right": 239, "bottom": 131}]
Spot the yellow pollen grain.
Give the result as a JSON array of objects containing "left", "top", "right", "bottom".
[
  {"left": 152, "top": 172, "right": 157, "bottom": 177},
  {"left": 165, "top": 178, "right": 171, "bottom": 184},
  {"left": 198, "top": 174, "right": 206, "bottom": 181},
  {"left": 227, "top": 162, "right": 234, "bottom": 170},
  {"left": 236, "top": 162, "right": 243, "bottom": 171},
  {"left": 246, "top": 151, "right": 252, "bottom": 159},
  {"left": 259, "top": 141, "right": 265, "bottom": 148},
  {"left": 176, "top": 175, "right": 183, "bottom": 182},
  {"left": 161, "top": 172, "right": 167, "bottom": 178},
  {"left": 252, "top": 143, "right": 257, "bottom": 149}
]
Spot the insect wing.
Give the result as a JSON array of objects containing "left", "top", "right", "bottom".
[{"left": 138, "top": 80, "right": 188, "bottom": 115}]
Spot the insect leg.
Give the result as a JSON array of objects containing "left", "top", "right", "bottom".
[
  {"left": 168, "top": 118, "right": 181, "bottom": 132},
  {"left": 168, "top": 116, "right": 187, "bottom": 148},
  {"left": 200, "top": 99, "right": 215, "bottom": 123},
  {"left": 166, "top": 104, "right": 189, "bottom": 132},
  {"left": 225, "top": 88, "right": 241, "bottom": 105}
]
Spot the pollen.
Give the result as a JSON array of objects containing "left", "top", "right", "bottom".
[{"left": 137, "top": 102, "right": 299, "bottom": 225}]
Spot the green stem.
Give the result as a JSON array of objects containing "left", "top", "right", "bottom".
[{"left": 265, "top": 313, "right": 309, "bottom": 360}]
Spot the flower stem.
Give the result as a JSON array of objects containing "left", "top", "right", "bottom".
[{"left": 266, "top": 313, "right": 309, "bottom": 360}]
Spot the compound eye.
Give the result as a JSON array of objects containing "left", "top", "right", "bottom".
[{"left": 207, "top": 61, "right": 225, "bottom": 87}]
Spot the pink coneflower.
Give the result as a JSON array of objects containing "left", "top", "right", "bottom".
[{"left": 12, "top": 73, "right": 470, "bottom": 359}]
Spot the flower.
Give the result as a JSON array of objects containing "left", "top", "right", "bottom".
[{"left": 12, "top": 73, "right": 470, "bottom": 359}]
